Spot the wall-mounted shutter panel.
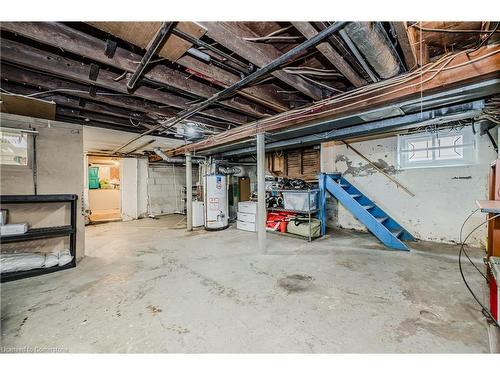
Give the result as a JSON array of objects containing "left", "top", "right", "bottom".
[{"left": 266, "top": 146, "right": 320, "bottom": 180}]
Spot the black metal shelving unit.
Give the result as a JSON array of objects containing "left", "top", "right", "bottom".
[
  {"left": 1, "top": 194, "right": 78, "bottom": 282},
  {"left": 266, "top": 189, "right": 320, "bottom": 242}
]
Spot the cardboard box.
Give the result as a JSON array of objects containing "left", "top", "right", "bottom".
[
  {"left": 236, "top": 220, "right": 256, "bottom": 232},
  {"left": 238, "top": 201, "right": 257, "bottom": 214},
  {"left": 237, "top": 211, "right": 256, "bottom": 223}
]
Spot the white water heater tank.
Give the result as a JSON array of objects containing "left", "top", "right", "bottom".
[{"left": 204, "top": 174, "right": 229, "bottom": 230}]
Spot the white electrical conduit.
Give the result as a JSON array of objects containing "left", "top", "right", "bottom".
[
  {"left": 282, "top": 67, "right": 344, "bottom": 77},
  {"left": 153, "top": 148, "right": 204, "bottom": 164},
  {"left": 243, "top": 25, "right": 303, "bottom": 43}
]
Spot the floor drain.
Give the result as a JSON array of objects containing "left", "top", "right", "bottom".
[{"left": 278, "top": 274, "right": 314, "bottom": 293}]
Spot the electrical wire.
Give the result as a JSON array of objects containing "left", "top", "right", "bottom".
[
  {"left": 243, "top": 25, "right": 303, "bottom": 43},
  {"left": 190, "top": 47, "right": 500, "bottom": 150},
  {"left": 410, "top": 24, "right": 500, "bottom": 34},
  {"left": 458, "top": 208, "right": 487, "bottom": 280},
  {"left": 459, "top": 208, "right": 480, "bottom": 244},
  {"left": 459, "top": 213, "right": 500, "bottom": 327},
  {"left": 473, "top": 22, "right": 500, "bottom": 51}
]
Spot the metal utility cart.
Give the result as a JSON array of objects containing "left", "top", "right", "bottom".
[
  {"left": 0, "top": 194, "right": 78, "bottom": 282},
  {"left": 266, "top": 188, "right": 320, "bottom": 242}
]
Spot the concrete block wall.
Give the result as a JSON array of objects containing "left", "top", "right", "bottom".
[
  {"left": 147, "top": 164, "right": 199, "bottom": 216},
  {"left": 0, "top": 113, "right": 86, "bottom": 259}
]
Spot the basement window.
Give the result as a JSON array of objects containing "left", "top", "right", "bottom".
[
  {"left": 397, "top": 126, "right": 476, "bottom": 169},
  {"left": 0, "top": 129, "right": 30, "bottom": 167}
]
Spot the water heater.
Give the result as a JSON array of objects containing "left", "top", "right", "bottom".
[{"left": 204, "top": 174, "right": 228, "bottom": 230}]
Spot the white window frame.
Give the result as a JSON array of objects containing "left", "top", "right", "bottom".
[
  {"left": 397, "top": 126, "right": 477, "bottom": 170},
  {"left": 0, "top": 127, "right": 34, "bottom": 171}
]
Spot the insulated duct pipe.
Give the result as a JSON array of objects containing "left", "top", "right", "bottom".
[
  {"left": 344, "top": 22, "right": 403, "bottom": 79},
  {"left": 153, "top": 147, "right": 203, "bottom": 164}
]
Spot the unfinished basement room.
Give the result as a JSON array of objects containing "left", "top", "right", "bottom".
[{"left": 1, "top": 4, "right": 500, "bottom": 366}]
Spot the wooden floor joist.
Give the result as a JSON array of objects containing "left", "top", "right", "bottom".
[
  {"left": 1, "top": 64, "right": 230, "bottom": 130},
  {"left": 167, "top": 45, "right": 500, "bottom": 156},
  {"left": 1, "top": 22, "right": 274, "bottom": 120},
  {"left": 200, "top": 22, "right": 326, "bottom": 100},
  {"left": 0, "top": 38, "right": 253, "bottom": 126},
  {"left": 292, "top": 22, "right": 367, "bottom": 87},
  {"left": 86, "top": 22, "right": 292, "bottom": 113},
  {"left": 389, "top": 22, "right": 417, "bottom": 70}
]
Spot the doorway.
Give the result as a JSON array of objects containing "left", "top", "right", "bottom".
[{"left": 87, "top": 156, "right": 122, "bottom": 222}]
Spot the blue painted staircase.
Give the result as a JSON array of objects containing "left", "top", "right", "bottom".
[{"left": 319, "top": 173, "right": 415, "bottom": 251}]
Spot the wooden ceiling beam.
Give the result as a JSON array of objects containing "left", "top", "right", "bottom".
[
  {"left": 1, "top": 64, "right": 230, "bottom": 129},
  {"left": 87, "top": 22, "right": 207, "bottom": 63},
  {"left": 168, "top": 45, "right": 500, "bottom": 156},
  {"left": 1, "top": 81, "right": 157, "bottom": 125},
  {"left": 55, "top": 113, "right": 164, "bottom": 136},
  {"left": 291, "top": 22, "right": 367, "bottom": 87},
  {"left": 177, "top": 55, "right": 292, "bottom": 111},
  {"left": 0, "top": 22, "right": 272, "bottom": 119},
  {"left": 86, "top": 22, "right": 290, "bottom": 113},
  {"left": 200, "top": 22, "right": 326, "bottom": 100},
  {"left": 0, "top": 37, "right": 250, "bottom": 125},
  {"left": 390, "top": 22, "right": 417, "bottom": 70},
  {"left": 56, "top": 106, "right": 153, "bottom": 131}
]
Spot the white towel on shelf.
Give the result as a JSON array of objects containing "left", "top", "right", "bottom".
[
  {"left": 0, "top": 253, "right": 45, "bottom": 273},
  {"left": 0, "top": 249, "right": 73, "bottom": 273}
]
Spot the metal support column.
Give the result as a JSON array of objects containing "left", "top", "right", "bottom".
[
  {"left": 186, "top": 151, "right": 193, "bottom": 231},
  {"left": 256, "top": 133, "right": 266, "bottom": 253}
]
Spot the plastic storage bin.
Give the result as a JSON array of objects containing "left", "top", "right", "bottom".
[{"left": 283, "top": 191, "right": 317, "bottom": 212}]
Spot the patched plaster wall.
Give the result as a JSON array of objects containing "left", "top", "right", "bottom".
[{"left": 321, "top": 128, "right": 497, "bottom": 247}]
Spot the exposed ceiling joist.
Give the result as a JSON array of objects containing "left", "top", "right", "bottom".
[
  {"left": 56, "top": 106, "right": 153, "bottom": 131},
  {"left": 292, "top": 22, "right": 367, "bottom": 87},
  {"left": 87, "top": 21, "right": 207, "bottom": 62},
  {"left": 168, "top": 45, "right": 500, "bottom": 156},
  {"left": 200, "top": 22, "right": 326, "bottom": 100},
  {"left": 0, "top": 22, "right": 273, "bottom": 119},
  {"left": 1, "top": 80, "right": 154, "bottom": 122},
  {"left": 86, "top": 22, "right": 291, "bottom": 113},
  {"left": 0, "top": 38, "right": 251, "bottom": 125},
  {"left": 111, "top": 22, "right": 349, "bottom": 154},
  {"left": 390, "top": 22, "right": 417, "bottom": 70},
  {"left": 1, "top": 64, "right": 231, "bottom": 130}
]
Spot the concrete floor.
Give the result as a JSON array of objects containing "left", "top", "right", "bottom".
[{"left": 1, "top": 215, "right": 491, "bottom": 353}]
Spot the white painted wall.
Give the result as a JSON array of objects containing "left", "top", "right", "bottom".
[
  {"left": 0, "top": 113, "right": 85, "bottom": 259},
  {"left": 89, "top": 189, "right": 120, "bottom": 210},
  {"left": 118, "top": 157, "right": 150, "bottom": 221},
  {"left": 321, "top": 128, "right": 498, "bottom": 247},
  {"left": 120, "top": 158, "right": 138, "bottom": 221},
  {"left": 137, "top": 157, "right": 148, "bottom": 218}
]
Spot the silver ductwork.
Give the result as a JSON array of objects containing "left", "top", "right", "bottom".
[
  {"left": 344, "top": 22, "right": 403, "bottom": 80},
  {"left": 217, "top": 165, "right": 248, "bottom": 177},
  {"left": 153, "top": 147, "right": 203, "bottom": 164}
]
